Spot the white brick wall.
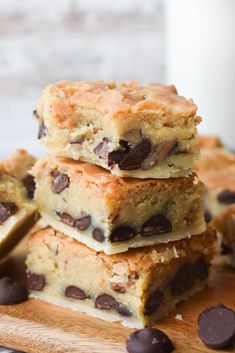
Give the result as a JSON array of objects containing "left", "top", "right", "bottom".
[{"left": 0, "top": 0, "right": 165, "bottom": 159}]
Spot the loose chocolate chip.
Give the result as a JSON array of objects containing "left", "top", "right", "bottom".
[
  {"left": 38, "top": 122, "right": 48, "bottom": 139},
  {"left": 117, "top": 305, "right": 133, "bottom": 317},
  {"left": 74, "top": 215, "right": 91, "bottom": 230},
  {"left": 27, "top": 273, "right": 46, "bottom": 291},
  {"left": 198, "top": 304, "right": 235, "bottom": 348},
  {"left": 204, "top": 210, "right": 212, "bottom": 223},
  {"left": 92, "top": 228, "right": 105, "bottom": 242},
  {"left": 111, "top": 283, "right": 127, "bottom": 293},
  {"left": 144, "top": 289, "right": 164, "bottom": 315},
  {"left": 126, "top": 327, "right": 174, "bottom": 353},
  {"left": 221, "top": 243, "right": 233, "bottom": 255},
  {"left": 51, "top": 171, "right": 70, "bottom": 194},
  {"left": 118, "top": 139, "right": 152, "bottom": 170},
  {"left": 0, "top": 277, "right": 28, "bottom": 304},
  {"left": 57, "top": 212, "right": 75, "bottom": 227},
  {"left": 193, "top": 257, "right": 209, "bottom": 280},
  {"left": 22, "top": 174, "right": 36, "bottom": 199},
  {"left": 95, "top": 294, "right": 118, "bottom": 310},
  {"left": 217, "top": 189, "right": 235, "bottom": 205},
  {"left": 171, "top": 263, "right": 195, "bottom": 296},
  {"left": 0, "top": 202, "right": 19, "bottom": 225},
  {"left": 94, "top": 138, "right": 110, "bottom": 159},
  {"left": 65, "top": 285, "right": 88, "bottom": 300},
  {"left": 110, "top": 225, "right": 135, "bottom": 242},
  {"left": 141, "top": 214, "right": 172, "bottom": 237}
]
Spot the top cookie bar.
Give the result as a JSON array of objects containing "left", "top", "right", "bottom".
[{"left": 35, "top": 80, "right": 201, "bottom": 179}]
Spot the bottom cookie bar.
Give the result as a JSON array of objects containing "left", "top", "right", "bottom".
[{"left": 26, "top": 226, "right": 215, "bottom": 328}]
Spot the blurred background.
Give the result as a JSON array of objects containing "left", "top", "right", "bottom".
[{"left": 0, "top": 0, "right": 234, "bottom": 159}]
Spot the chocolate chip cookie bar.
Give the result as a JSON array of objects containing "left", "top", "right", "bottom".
[
  {"left": 26, "top": 226, "right": 215, "bottom": 328},
  {"left": 0, "top": 150, "right": 38, "bottom": 257},
  {"left": 194, "top": 139, "right": 235, "bottom": 265},
  {"left": 32, "top": 156, "right": 206, "bottom": 254},
  {"left": 35, "top": 80, "right": 201, "bottom": 179}
]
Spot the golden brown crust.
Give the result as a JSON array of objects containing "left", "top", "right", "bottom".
[
  {"left": 28, "top": 226, "right": 216, "bottom": 274},
  {"left": 1, "top": 149, "right": 36, "bottom": 179},
  {"left": 32, "top": 156, "right": 204, "bottom": 202},
  {"left": 194, "top": 147, "right": 235, "bottom": 190},
  {"left": 37, "top": 80, "right": 200, "bottom": 130}
]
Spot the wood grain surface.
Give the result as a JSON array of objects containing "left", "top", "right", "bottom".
[{"left": 0, "top": 237, "right": 234, "bottom": 353}]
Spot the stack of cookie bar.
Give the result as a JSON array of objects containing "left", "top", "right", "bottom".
[
  {"left": 26, "top": 81, "right": 215, "bottom": 328},
  {"left": 195, "top": 135, "right": 235, "bottom": 267}
]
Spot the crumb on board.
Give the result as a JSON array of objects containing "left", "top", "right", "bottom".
[{"left": 175, "top": 314, "right": 183, "bottom": 321}]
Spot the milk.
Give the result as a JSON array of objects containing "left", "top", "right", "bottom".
[{"left": 165, "top": 0, "right": 235, "bottom": 149}]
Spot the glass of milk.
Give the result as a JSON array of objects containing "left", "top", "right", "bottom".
[{"left": 165, "top": 0, "right": 235, "bottom": 149}]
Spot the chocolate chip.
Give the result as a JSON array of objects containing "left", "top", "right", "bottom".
[
  {"left": 65, "top": 285, "right": 88, "bottom": 300},
  {"left": 0, "top": 277, "right": 28, "bottom": 304},
  {"left": 198, "top": 304, "right": 235, "bottom": 348},
  {"left": 95, "top": 294, "right": 118, "bottom": 310},
  {"left": 92, "top": 228, "right": 105, "bottom": 242},
  {"left": 0, "top": 202, "right": 18, "bottom": 225},
  {"left": 217, "top": 189, "right": 235, "bottom": 205},
  {"left": 141, "top": 140, "right": 178, "bottom": 170},
  {"left": 27, "top": 273, "right": 46, "bottom": 291},
  {"left": 51, "top": 171, "right": 70, "bottom": 194},
  {"left": 141, "top": 214, "right": 172, "bottom": 237},
  {"left": 193, "top": 257, "right": 209, "bottom": 280},
  {"left": 108, "top": 150, "right": 128, "bottom": 166},
  {"left": 144, "top": 289, "right": 164, "bottom": 315},
  {"left": 38, "top": 122, "right": 48, "bottom": 139},
  {"left": 126, "top": 328, "right": 174, "bottom": 353},
  {"left": 204, "top": 210, "right": 212, "bottom": 223},
  {"left": 118, "top": 139, "right": 152, "bottom": 170},
  {"left": 94, "top": 138, "right": 110, "bottom": 159},
  {"left": 117, "top": 305, "right": 132, "bottom": 317},
  {"left": 221, "top": 243, "right": 233, "bottom": 255},
  {"left": 57, "top": 212, "right": 75, "bottom": 227},
  {"left": 171, "top": 263, "right": 195, "bottom": 296},
  {"left": 111, "top": 283, "right": 127, "bottom": 293},
  {"left": 22, "top": 174, "right": 36, "bottom": 199},
  {"left": 110, "top": 225, "right": 135, "bottom": 242},
  {"left": 74, "top": 215, "right": 91, "bottom": 230}
]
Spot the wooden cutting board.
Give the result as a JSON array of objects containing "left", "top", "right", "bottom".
[{"left": 0, "top": 237, "right": 234, "bottom": 353}]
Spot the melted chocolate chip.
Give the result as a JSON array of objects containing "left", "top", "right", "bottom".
[
  {"left": 110, "top": 225, "right": 135, "bottom": 242},
  {"left": 141, "top": 214, "right": 172, "bottom": 237},
  {"left": 126, "top": 328, "right": 174, "bottom": 353},
  {"left": 0, "top": 202, "right": 19, "bottom": 225},
  {"left": 51, "top": 171, "right": 70, "bottom": 194},
  {"left": 171, "top": 263, "right": 195, "bottom": 296},
  {"left": 57, "top": 212, "right": 75, "bottom": 227},
  {"left": 193, "top": 257, "right": 209, "bottom": 280},
  {"left": 27, "top": 273, "right": 46, "bottom": 291},
  {"left": 22, "top": 174, "right": 36, "bottom": 199},
  {"left": 118, "top": 139, "right": 152, "bottom": 170},
  {"left": 65, "top": 285, "right": 88, "bottom": 300},
  {"left": 92, "top": 228, "right": 105, "bottom": 242},
  {"left": 38, "top": 122, "right": 48, "bottom": 139},
  {"left": 217, "top": 189, "right": 235, "bottom": 205},
  {"left": 198, "top": 304, "right": 235, "bottom": 348},
  {"left": 108, "top": 150, "right": 128, "bottom": 166},
  {"left": 0, "top": 277, "right": 28, "bottom": 304},
  {"left": 117, "top": 305, "right": 132, "bottom": 317},
  {"left": 74, "top": 215, "right": 91, "bottom": 230},
  {"left": 94, "top": 138, "right": 110, "bottom": 159},
  {"left": 95, "top": 294, "right": 118, "bottom": 310},
  {"left": 204, "top": 210, "right": 212, "bottom": 223},
  {"left": 144, "top": 289, "right": 164, "bottom": 315}
]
